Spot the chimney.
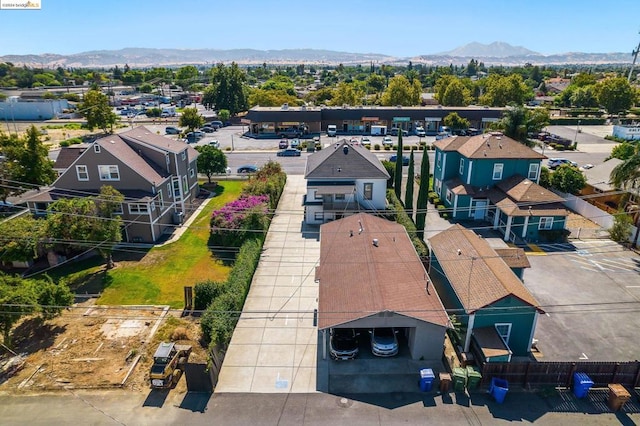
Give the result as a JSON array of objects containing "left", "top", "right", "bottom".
[{"left": 372, "top": 238, "right": 379, "bottom": 247}]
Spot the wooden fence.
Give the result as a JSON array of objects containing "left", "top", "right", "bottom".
[{"left": 480, "top": 361, "right": 640, "bottom": 389}]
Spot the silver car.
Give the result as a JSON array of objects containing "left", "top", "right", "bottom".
[{"left": 370, "top": 327, "right": 399, "bottom": 357}]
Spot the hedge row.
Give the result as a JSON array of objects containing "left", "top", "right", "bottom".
[
  {"left": 386, "top": 189, "right": 429, "bottom": 257},
  {"left": 549, "top": 118, "right": 606, "bottom": 125}
]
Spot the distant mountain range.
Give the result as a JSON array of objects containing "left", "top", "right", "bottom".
[{"left": 0, "top": 43, "right": 634, "bottom": 68}]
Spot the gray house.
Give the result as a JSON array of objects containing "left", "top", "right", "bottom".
[
  {"left": 27, "top": 127, "right": 199, "bottom": 243},
  {"left": 304, "top": 140, "right": 389, "bottom": 225}
]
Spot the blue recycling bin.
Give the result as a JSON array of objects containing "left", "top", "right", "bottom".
[
  {"left": 419, "top": 368, "right": 435, "bottom": 392},
  {"left": 489, "top": 377, "right": 509, "bottom": 404},
  {"left": 573, "top": 372, "right": 594, "bottom": 399}
]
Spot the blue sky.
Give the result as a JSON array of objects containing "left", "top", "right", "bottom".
[{"left": 1, "top": 0, "right": 639, "bottom": 57}]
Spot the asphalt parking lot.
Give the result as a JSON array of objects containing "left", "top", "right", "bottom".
[{"left": 523, "top": 239, "right": 640, "bottom": 361}]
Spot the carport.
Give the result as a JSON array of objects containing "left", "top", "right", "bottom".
[{"left": 315, "top": 213, "right": 450, "bottom": 393}]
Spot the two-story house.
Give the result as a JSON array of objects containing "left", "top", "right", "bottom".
[
  {"left": 26, "top": 127, "right": 199, "bottom": 243},
  {"left": 304, "top": 140, "right": 389, "bottom": 225},
  {"left": 433, "top": 132, "right": 568, "bottom": 243}
]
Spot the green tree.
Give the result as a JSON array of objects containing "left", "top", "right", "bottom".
[
  {"left": 248, "top": 88, "right": 299, "bottom": 107},
  {"left": 595, "top": 77, "right": 636, "bottom": 114},
  {"left": 479, "top": 74, "right": 532, "bottom": 106},
  {"left": 609, "top": 213, "right": 633, "bottom": 243},
  {"left": 195, "top": 145, "right": 227, "bottom": 183},
  {"left": 331, "top": 82, "right": 359, "bottom": 106},
  {"left": 441, "top": 78, "right": 472, "bottom": 106},
  {"left": 0, "top": 216, "right": 46, "bottom": 262},
  {"left": 610, "top": 145, "right": 640, "bottom": 190},
  {"left": 443, "top": 112, "right": 470, "bottom": 132},
  {"left": 203, "top": 62, "right": 249, "bottom": 115},
  {"left": 381, "top": 160, "right": 395, "bottom": 189},
  {"left": 539, "top": 166, "right": 551, "bottom": 188},
  {"left": 570, "top": 86, "right": 598, "bottom": 108},
  {"left": 550, "top": 164, "right": 586, "bottom": 194},
  {"left": 405, "top": 150, "right": 415, "bottom": 217},
  {"left": 381, "top": 75, "right": 421, "bottom": 106},
  {"left": 93, "top": 185, "right": 124, "bottom": 268},
  {"left": 217, "top": 109, "right": 231, "bottom": 124},
  {"left": 609, "top": 142, "right": 637, "bottom": 161},
  {"left": 394, "top": 132, "right": 403, "bottom": 199},
  {"left": 175, "top": 65, "right": 199, "bottom": 90},
  {"left": 496, "top": 106, "right": 548, "bottom": 143},
  {"left": 179, "top": 107, "right": 204, "bottom": 131},
  {"left": 81, "top": 88, "right": 117, "bottom": 133},
  {"left": 415, "top": 148, "right": 430, "bottom": 239},
  {"left": 366, "top": 73, "right": 386, "bottom": 92}
]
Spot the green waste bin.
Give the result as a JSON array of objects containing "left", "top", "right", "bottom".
[
  {"left": 452, "top": 367, "right": 467, "bottom": 392},
  {"left": 466, "top": 366, "right": 482, "bottom": 390}
]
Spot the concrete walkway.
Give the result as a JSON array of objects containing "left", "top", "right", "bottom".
[{"left": 215, "top": 175, "right": 320, "bottom": 393}]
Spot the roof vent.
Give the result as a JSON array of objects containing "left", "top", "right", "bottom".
[
  {"left": 372, "top": 238, "right": 379, "bottom": 247},
  {"left": 282, "top": 103, "right": 289, "bottom": 110},
  {"left": 483, "top": 150, "right": 487, "bottom": 156},
  {"left": 343, "top": 145, "right": 349, "bottom": 155},
  {"left": 499, "top": 143, "right": 503, "bottom": 148}
]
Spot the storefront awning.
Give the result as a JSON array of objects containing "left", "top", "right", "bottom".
[
  {"left": 361, "top": 116, "right": 379, "bottom": 121},
  {"left": 315, "top": 185, "right": 355, "bottom": 195}
]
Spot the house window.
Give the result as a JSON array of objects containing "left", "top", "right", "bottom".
[
  {"left": 335, "top": 193, "right": 345, "bottom": 201},
  {"left": 156, "top": 190, "right": 164, "bottom": 211},
  {"left": 314, "top": 190, "right": 323, "bottom": 200},
  {"left": 76, "top": 165, "right": 89, "bottom": 181},
  {"left": 93, "top": 144, "right": 101, "bottom": 153},
  {"left": 112, "top": 203, "right": 123, "bottom": 215},
  {"left": 128, "top": 203, "right": 149, "bottom": 214},
  {"left": 528, "top": 164, "right": 539, "bottom": 180},
  {"left": 189, "top": 168, "right": 195, "bottom": 178},
  {"left": 181, "top": 151, "right": 186, "bottom": 161},
  {"left": 167, "top": 183, "right": 172, "bottom": 198},
  {"left": 539, "top": 217, "right": 553, "bottom": 230},
  {"left": 492, "top": 163, "right": 504, "bottom": 180},
  {"left": 495, "top": 323, "right": 512, "bottom": 344},
  {"left": 446, "top": 189, "right": 453, "bottom": 203},
  {"left": 363, "top": 183, "right": 373, "bottom": 200},
  {"left": 314, "top": 212, "right": 324, "bottom": 221},
  {"left": 173, "top": 179, "right": 181, "bottom": 198},
  {"left": 436, "top": 152, "right": 441, "bottom": 168},
  {"left": 459, "top": 158, "right": 464, "bottom": 175},
  {"left": 98, "top": 165, "right": 120, "bottom": 181},
  {"left": 182, "top": 175, "right": 188, "bottom": 195},
  {"left": 166, "top": 154, "right": 170, "bottom": 166}
]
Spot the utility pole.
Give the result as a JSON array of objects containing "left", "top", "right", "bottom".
[{"left": 628, "top": 32, "right": 640, "bottom": 83}]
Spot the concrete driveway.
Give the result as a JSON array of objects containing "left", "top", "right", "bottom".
[
  {"left": 215, "top": 175, "right": 321, "bottom": 393},
  {"left": 524, "top": 239, "right": 640, "bottom": 361}
]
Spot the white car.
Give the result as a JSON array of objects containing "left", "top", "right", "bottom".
[
  {"left": 361, "top": 136, "right": 371, "bottom": 146},
  {"left": 208, "top": 140, "right": 220, "bottom": 148},
  {"left": 382, "top": 136, "right": 393, "bottom": 146}
]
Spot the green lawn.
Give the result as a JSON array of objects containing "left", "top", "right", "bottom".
[{"left": 94, "top": 181, "right": 245, "bottom": 308}]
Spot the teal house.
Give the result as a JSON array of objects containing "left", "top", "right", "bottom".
[
  {"left": 428, "top": 224, "right": 544, "bottom": 362},
  {"left": 433, "top": 133, "right": 568, "bottom": 243}
]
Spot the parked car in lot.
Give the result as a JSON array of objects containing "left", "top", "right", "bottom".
[
  {"left": 415, "top": 126, "right": 426, "bottom": 137},
  {"left": 370, "top": 328, "right": 399, "bottom": 357},
  {"left": 208, "top": 140, "right": 220, "bottom": 148},
  {"left": 382, "top": 136, "right": 394, "bottom": 146},
  {"left": 548, "top": 158, "right": 578, "bottom": 170},
  {"left": 389, "top": 154, "right": 410, "bottom": 166},
  {"left": 165, "top": 126, "right": 181, "bottom": 135},
  {"left": 185, "top": 131, "right": 205, "bottom": 143},
  {"left": 361, "top": 136, "right": 371, "bottom": 146},
  {"left": 276, "top": 148, "right": 301, "bottom": 157},
  {"left": 278, "top": 139, "right": 289, "bottom": 149},
  {"left": 290, "top": 139, "right": 300, "bottom": 148},
  {"left": 237, "top": 165, "right": 258, "bottom": 173},
  {"left": 200, "top": 126, "right": 216, "bottom": 133},
  {"left": 389, "top": 128, "right": 408, "bottom": 136},
  {"left": 206, "top": 120, "right": 224, "bottom": 129},
  {"left": 329, "top": 328, "right": 359, "bottom": 360}
]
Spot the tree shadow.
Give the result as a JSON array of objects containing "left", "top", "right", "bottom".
[{"left": 11, "top": 319, "right": 67, "bottom": 354}]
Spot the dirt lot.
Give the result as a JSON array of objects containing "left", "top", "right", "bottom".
[{"left": 0, "top": 300, "right": 207, "bottom": 394}]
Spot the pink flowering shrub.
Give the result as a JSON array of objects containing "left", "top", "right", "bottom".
[{"left": 210, "top": 194, "right": 269, "bottom": 246}]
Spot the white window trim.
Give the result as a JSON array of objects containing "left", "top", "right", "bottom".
[
  {"left": 495, "top": 323, "right": 512, "bottom": 344},
  {"left": 363, "top": 182, "right": 373, "bottom": 200},
  {"left": 93, "top": 144, "right": 101, "bottom": 153},
  {"left": 157, "top": 190, "right": 164, "bottom": 211},
  {"left": 459, "top": 158, "right": 464, "bottom": 175},
  {"left": 528, "top": 163, "right": 539, "bottom": 180},
  {"left": 98, "top": 165, "right": 120, "bottom": 181},
  {"left": 539, "top": 217, "right": 553, "bottom": 230},
  {"left": 189, "top": 168, "right": 195, "bottom": 178},
  {"left": 113, "top": 203, "right": 123, "bottom": 215},
  {"left": 446, "top": 189, "right": 453, "bottom": 203},
  {"left": 128, "top": 203, "right": 149, "bottom": 214},
  {"left": 76, "top": 165, "right": 89, "bottom": 181},
  {"left": 181, "top": 151, "right": 186, "bottom": 161},
  {"left": 167, "top": 183, "right": 172, "bottom": 198},
  {"left": 492, "top": 163, "right": 504, "bottom": 180}
]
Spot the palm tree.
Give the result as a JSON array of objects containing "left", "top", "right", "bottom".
[{"left": 610, "top": 145, "right": 640, "bottom": 246}]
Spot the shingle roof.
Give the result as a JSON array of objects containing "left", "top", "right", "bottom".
[
  {"left": 96, "top": 135, "right": 168, "bottom": 184},
  {"left": 316, "top": 213, "right": 449, "bottom": 330},
  {"left": 435, "top": 133, "right": 546, "bottom": 160},
  {"left": 485, "top": 175, "right": 568, "bottom": 217},
  {"left": 428, "top": 224, "right": 542, "bottom": 314},
  {"left": 583, "top": 159, "right": 623, "bottom": 192},
  {"left": 494, "top": 248, "right": 531, "bottom": 269},
  {"left": 53, "top": 144, "right": 88, "bottom": 170},
  {"left": 120, "top": 126, "right": 199, "bottom": 162},
  {"left": 444, "top": 177, "right": 476, "bottom": 196},
  {"left": 305, "top": 140, "right": 390, "bottom": 180}
]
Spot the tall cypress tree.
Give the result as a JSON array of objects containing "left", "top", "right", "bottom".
[
  {"left": 405, "top": 150, "right": 415, "bottom": 218},
  {"left": 394, "top": 131, "right": 403, "bottom": 199},
  {"left": 416, "top": 147, "right": 431, "bottom": 239}
]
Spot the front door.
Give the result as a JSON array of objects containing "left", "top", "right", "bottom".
[{"left": 474, "top": 201, "right": 487, "bottom": 220}]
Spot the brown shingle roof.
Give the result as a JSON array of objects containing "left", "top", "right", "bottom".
[
  {"left": 435, "top": 133, "right": 546, "bottom": 160},
  {"left": 305, "top": 140, "right": 389, "bottom": 180},
  {"left": 120, "top": 126, "right": 199, "bottom": 162},
  {"left": 486, "top": 175, "right": 568, "bottom": 217},
  {"left": 316, "top": 213, "right": 449, "bottom": 330},
  {"left": 428, "top": 224, "right": 541, "bottom": 314},
  {"left": 444, "top": 177, "right": 476, "bottom": 196},
  {"left": 494, "top": 248, "right": 531, "bottom": 269},
  {"left": 53, "top": 145, "right": 88, "bottom": 170},
  {"left": 433, "top": 136, "right": 470, "bottom": 151}
]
